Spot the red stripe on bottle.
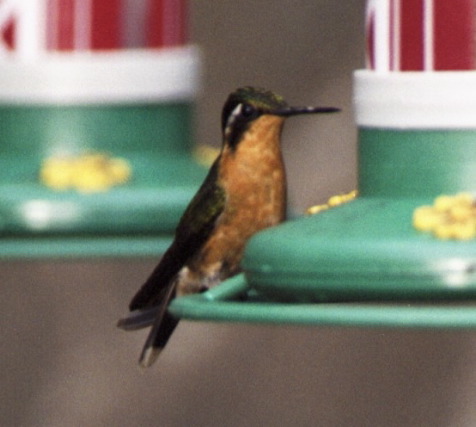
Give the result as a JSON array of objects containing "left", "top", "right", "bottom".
[
  {"left": 91, "top": 0, "right": 121, "bottom": 49},
  {"left": 434, "top": 0, "right": 474, "bottom": 70},
  {"left": 3, "top": 19, "right": 14, "bottom": 50},
  {"left": 366, "top": 11, "right": 375, "bottom": 69},
  {"left": 53, "top": 0, "right": 76, "bottom": 50},
  {"left": 400, "top": 0, "right": 424, "bottom": 70},
  {"left": 147, "top": 0, "right": 186, "bottom": 47}
]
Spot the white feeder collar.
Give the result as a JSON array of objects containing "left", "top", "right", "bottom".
[
  {"left": 354, "top": 69, "right": 476, "bottom": 129},
  {"left": 0, "top": 45, "right": 201, "bottom": 105}
]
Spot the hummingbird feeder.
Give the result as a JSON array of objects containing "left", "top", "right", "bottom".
[
  {"left": 170, "top": 0, "right": 476, "bottom": 328},
  {"left": 0, "top": 0, "right": 204, "bottom": 257}
]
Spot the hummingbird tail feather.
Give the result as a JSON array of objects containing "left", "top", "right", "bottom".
[
  {"left": 139, "top": 311, "right": 179, "bottom": 368},
  {"left": 138, "top": 282, "right": 178, "bottom": 368},
  {"left": 117, "top": 306, "right": 159, "bottom": 331}
]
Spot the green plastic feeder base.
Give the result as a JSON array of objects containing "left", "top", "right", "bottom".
[
  {"left": 169, "top": 274, "right": 476, "bottom": 328},
  {"left": 0, "top": 152, "right": 205, "bottom": 236},
  {"left": 244, "top": 197, "right": 476, "bottom": 303},
  {"left": 0, "top": 235, "right": 173, "bottom": 259},
  {"left": 0, "top": 104, "right": 207, "bottom": 256}
]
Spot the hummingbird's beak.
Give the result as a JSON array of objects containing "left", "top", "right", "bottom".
[{"left": 273, "top": 106, "right": 340, "bottom": 117}]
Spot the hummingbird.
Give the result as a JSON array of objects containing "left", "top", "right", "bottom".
[{"left": 117, "top": 87, "right": 339, "bottom": 367}]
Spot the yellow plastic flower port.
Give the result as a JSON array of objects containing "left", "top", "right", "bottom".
[
  {"left": 307, "top": 190, "right": 358, "bottom": 215},
  {"left": 413, "top": 193, "right": 476, "bottom": 240},
  {"left": 40, "top": 152, "right": 132, "bottom": 193}
]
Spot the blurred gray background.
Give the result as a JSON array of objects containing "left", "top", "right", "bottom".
[{"left": 3, "top": 1, "right": 476, "bottom": 426}]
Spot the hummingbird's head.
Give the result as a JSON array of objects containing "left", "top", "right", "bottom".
[{"left": 221, "top": 86, "right": 339, "bottom": 149}]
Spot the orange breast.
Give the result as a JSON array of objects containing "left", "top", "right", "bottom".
[{"left": 192, "top": 115, "right": 287, "bottom": 278}]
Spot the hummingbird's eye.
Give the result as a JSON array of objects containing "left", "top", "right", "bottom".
[{"left": 241, "top": 103, "right": 258, "bottom": 118}]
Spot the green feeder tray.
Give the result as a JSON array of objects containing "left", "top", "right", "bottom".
[
  {"left": 170, "top": 71, "right": 476, "bottom": 327},
  {"left": 169, "top": 274, "right": 476, "bottom": 329},
  {"left": 0, "top": 48, "right": 205, "bottom": 257}
]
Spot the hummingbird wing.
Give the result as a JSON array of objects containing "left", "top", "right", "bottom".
[
  {"left": 117, "top": 158, "right": 226, "bottom": 365},
  {"left": 127, "top": 158, "right": 226, "bottom": 311}
]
